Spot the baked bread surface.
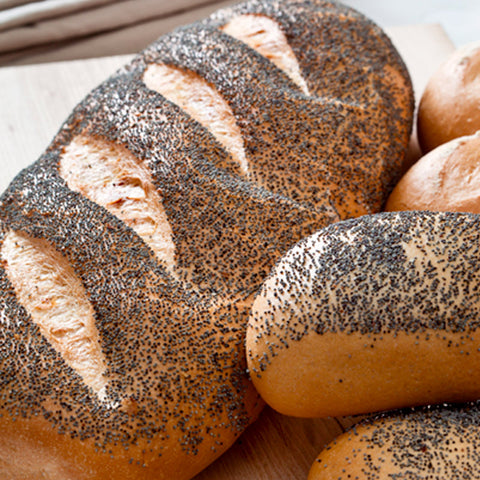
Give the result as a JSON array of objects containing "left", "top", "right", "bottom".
[
  {"left": 247, "top": 211, "right": 480, "bottom": 417},
  {"left": 386, "top": 131, "right": 480, "bottom": 213},
  {"left": 417, "top": 41, "right": 480, "bottom": 154},
  {"left": 308, "top": 401, "right": 480, "bottom": 480}
]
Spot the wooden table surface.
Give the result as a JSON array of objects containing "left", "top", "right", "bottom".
[{"left": 0, "top": 23, "right": 454, "bottom": 480}]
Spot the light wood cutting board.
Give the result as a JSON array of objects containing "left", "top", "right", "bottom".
[{"left": 0, "top": 23, "right": 455, "bottom": 480}]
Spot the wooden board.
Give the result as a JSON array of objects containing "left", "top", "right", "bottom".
[{"left": 0, "top": 23, "right": 455, "bottom": 480}]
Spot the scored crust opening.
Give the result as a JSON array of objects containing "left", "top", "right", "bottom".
[
  {"left": 142, "top": 63, "right": 249, "bottom": 176},
  {"left": 221, "top": 14, "right": 310, "bottom": 95},
  {"left": 60, "top": 135, "right": 177, "bottom": 276},
  {"left": 1, "top": 230, "right": 108, "bottom": 398}
]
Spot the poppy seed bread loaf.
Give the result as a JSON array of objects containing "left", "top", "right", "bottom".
[
  {"left": 0, "top": 0, "right": 413, "bottom": 478},
  {"left": 247, "top": 211, "right": 480, "bottom": 418}
]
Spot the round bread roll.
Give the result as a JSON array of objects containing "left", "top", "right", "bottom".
[
  {"left": 417, "top": 41, "right": 480, "bottom": 154},
  {"left": 385, "top": 131, "right": 480, "bottom": 213},
  {"left": 308, "top": 401, "right": 480, "bottom": 480},
  {"left": 0, "top": 0, "right": 413, "bottom": 478},
  {"left": 247, "top": 211, "right": 480, "bottom": 418}
]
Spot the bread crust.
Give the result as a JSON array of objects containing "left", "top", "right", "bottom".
[
  {"left": 386, "top": 132, "right": 480, "bottom": 213},
  {"left": 308, "top": 401, "right": 480, "bottom": 480},
  {"left": 247, "top": 211, "right": 480, "bottom": 418},
  {"left": 417, "top": 41, "right": 480, "bottom": 154},
  {"left": 207, "top": 0, "right": 414, "bottom": 217}
]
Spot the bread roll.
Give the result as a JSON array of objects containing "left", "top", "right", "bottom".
[
  {"left": 308, "top": 401, "right": 480, "bottom": 479},
  {"left": 0, "top": 0, "right": 413, "bottom": 477},
  {"left": 417, "top": 41, "right": 480, "bottom": 154},
  {"left": 386, "top": 131, "right": 480, "bottom": 213},
  {"left": 247, "top": 211, "right": 480, "bottom": 418}
]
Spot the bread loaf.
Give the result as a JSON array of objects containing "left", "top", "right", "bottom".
[
  {"left": 0, "top": 0, "right": 413, "bottom": 478},
  {"left": 247, "top": 210, "right": 480, "bottom": 418},
  {"left": 386, "top": 131, "right": 480, "bottom": 213},
  {"left": 308, "top": 401, "right": 480, "bottom": 480},
  {"left": 417, "top": 41, "right": 480, "bottom": 154}
]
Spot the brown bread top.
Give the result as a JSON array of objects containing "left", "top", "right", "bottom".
[{"left": 309, "top": 401, "right": 480, "bottom": 480}]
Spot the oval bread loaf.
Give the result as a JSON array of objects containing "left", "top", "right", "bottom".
[
  {"left": 247, "top": 211, "right": 480, "bottom": 418},
  {"left": 308, "top": 401, "right": 480, "bottom": 480},
  {"left": 386, "top": 131, "right": 480, "bottom": 213},
  {"left": 417, "top": 40, "right": 480, "bottom": 154},
  {"left": 0, "top": 0, "right": 414, "bottom": 478}
]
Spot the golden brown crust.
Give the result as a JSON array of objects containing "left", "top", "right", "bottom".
[
  {"left": 247, "top": 211, "right": 480, "bottom": 418},
  {"left": 385, "top": 132, "right": 480, "bottom": 213},
  {"left": 417, "top": 41, "right": 480, "bottom": 154},
  {"left": 308, "top": 401, "right": 480, "bottom": 480}
]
